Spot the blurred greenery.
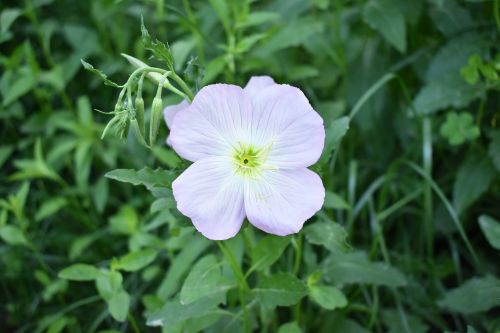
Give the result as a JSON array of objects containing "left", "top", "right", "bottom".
[{"left": 1, "top": 0, "right": 500, "bottom": 332}]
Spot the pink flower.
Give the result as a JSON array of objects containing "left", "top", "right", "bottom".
[{"left": 168, "top": 76, "right": 325, "bottom": 240}]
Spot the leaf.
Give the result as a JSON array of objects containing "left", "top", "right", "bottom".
[
  {"left": 141, "top": 17, "right": 174, "bottom": 70},
  {"left": 429, "top": 0, "right": 474, "bottom": 37},
  {"left": 157, "top": 236, "right": 211, "bottom": 299},
  {"left": 488, "top": 130, "right": 500, "bottom": 173},
  {"left": 108, "top": 290, "right": 130, "bottom": 322},
  {"left": 254, "top": 272, "right": 308, "bottom": 308},
  {"left": 478, "top": 215, "right": 500, "bottom": 250},
  {"left": 318, "top": 116, "right": 350, "bottom": 164},
  {"left": 439, "top": 111, "right": 480, "bottom": 146},
  {"left": 2, "top": 68, "right": 37, "bottom": 106},
  {"left": 250, "top": 235, "right": 290, "bottom": 272},
  {"left": 363, "top": 0, "right": 406, "bottom": 52},
  {"left": 1, "top": 8, "right": 22, "bottom": 33},
  {"left": 382, "top": 309, "right": 429, "bottom": 333},
  {"left": 309, "top": 285, "right": 347, "bottom": 310},
  {"left": 453, "top": 152, "right": 495, "bottom": 215},
  {"left": 105, "top": 167, "right": 176, "bottom": 190},
  {"left": 180, "top": 254, "right": 233, "bottom": 305},
  {"left": 80, "top": 59, "right": 120, "bottom": 88},
  {"left": 0, "top": 145, "right": 14, "bottom": 169},
  {"left": 113, "top": 248, "right": 158, "bottom": 272},
  {"left": 35, "top": 197, "right": 67, "bottom": 221},
  {"left": 278, "top": 322, "right": 302, "bottom": 333},
  {"left": 437, "top": 276, "right": 500, "bottom": 314},
  {"left": 322, "top": 251, "right": 407, "bottom": 287},
  {"left": 413, "top": 74, "right": 484, "bottom": 116},
  {"left": 0, "top": 225, "right": 29, "bottom": 246},
  {"left": 147, "top": 294, "right": 225, "bottom": 327},
  {"left": 209, "top": 0, "right": 231, "bottom": 33},
  {"left": 95, "top": 270, "right": 123, "bottom": 301},
  {"left": 108, "top": 205, "right": 139, "bottom": 235},
  {"left": 237, "top": 11, "right": 280, "bottom": 28},
  {"left": 324, "top": 191, "right": 350, "bottom": 210},
  {"left": 58, "top": 263, "right": 100, "bottom": 281},
  {"left": 304, "top": 221, "right": 349, "bottom": 253}
]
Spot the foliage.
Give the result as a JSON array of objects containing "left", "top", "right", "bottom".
[{"left": 1, "top": 0, "right": 500, "bottom": 332}]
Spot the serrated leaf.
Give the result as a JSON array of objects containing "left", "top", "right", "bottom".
[
  {"left": 141, "top": 18, "right": 174, "bottom": 70},
  {"left": 453, "top": 152, "right": 494, "bottom": 215},
  {"left": 309, "top": 285, "right": 347, "bottom": 310},
  {"left": 105, "top": 167, "right": 176, "bottom": 190},
  {"left": 254, "top": 272, "right": 308, "bottom": 308},
  {"left": 437, "top": 276, "right": 500, "bottom": 314},
  {"left": 322, "top": 251, "right": 407, "bottom": 287},
  {"left": 180, "top": 254, "right": 233, "bottom": 305},
  {"left": 251, "top": 235, "right": 290, "bottom": 272},
  {"left": 304, "top": 221, "right": 349, "bottom": 253},
  {"left": 80, "top": 60, "right": 120, "bottom": 88},
  {"left": 58, "top": 263, "right": 100, "bottom": 281},
  {"left": 478, "top": 215, "right": 500, "bottom": 250},
  {"left": 114, "top": 248, "right": 158, "bottom": 272},
  {"left": 363, "top": 0, "right": 406, "bottom": 52}
]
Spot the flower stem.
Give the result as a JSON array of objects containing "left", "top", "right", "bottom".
[{"left": 216, "top": 241, "right": 250, "bottom": 333}]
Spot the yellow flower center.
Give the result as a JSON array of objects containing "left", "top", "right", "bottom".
[{"left": 233, "top": 144, "right": 262, "bottom": 177}]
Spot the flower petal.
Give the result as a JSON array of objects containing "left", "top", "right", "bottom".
[
  {"left": 172, "top": 156, "right": 245, "bottom": 240},
  {"left": 251, "top": 84, "right": 325, "bottom": 169},
  {"left": 163, "top": 100, "right": 189, "bottom": 129},
  {"left": 169, "top": 84, "right": 252, "bottom": 162},
  {"left": 243, "top": 76, "right": 276, "bottom": 99},
  {"left": 163, "top": 100, "right": 189, "bottom": 146},
  {"left": 244, "top": 168, "right": 324, "bottom": 236}
]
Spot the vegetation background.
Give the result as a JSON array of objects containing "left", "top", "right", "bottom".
[{"left": 1, "top": 0, "right": 500, "bottom": 332}]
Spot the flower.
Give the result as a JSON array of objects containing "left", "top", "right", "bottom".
[
  {"left": 163, "top": 100, "right": 189, "bottom": 146},
  {"left": 169, "top": 76, "right": 325, "bottom": 240}
]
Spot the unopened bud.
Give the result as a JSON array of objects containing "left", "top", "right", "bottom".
[{"left": 149, "top": 96, "right": 163, "bottom": 145}]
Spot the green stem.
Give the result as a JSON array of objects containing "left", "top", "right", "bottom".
[
  {"left": 216, "top": 241, "right": 250, "bottom": 333},
  {"left": 128, "top": 311, "right": 141, "bottom": 333},
  {"left": 170, "top": 72, "right": 195, "bottom": 101}
]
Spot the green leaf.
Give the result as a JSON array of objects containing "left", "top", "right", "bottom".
[
  {"left": 147, "top": 294, "right": 225, "bottom": 327},
  {"left": 58, "top": 263, "right": 100, "bottom": 281},
  {"left": 105, "top": 167, "right": 176, "bottom": 190},
  {"left": 278, "top": 322, "right": 302, "bottom": 333},
  {"left": 478, "top": 215, "right": 500, "bottom": 250},
  {"left": 324, "top": 191, "right": 350, "bottom": 210},
  {"left": 95, "top": 270, "right": 123, "bottom": 301},
  {"left": 180, "top": 254, "right": 233, "bottom": 305},
  {"left": 108, "top": 205, "right": 139, "bottom": 235},
  {"left": 0, "top": 225, "right": 29, "bottom": 246},
  {"left": 488, "top": 130, "right": 500, "bottom": 173},
  {"left": 157, "top": 236, "right": 211, "bottom": 299},
  {"left": 114, "top": 248, "right": 158, "bottom": 272},
  {"left": 250, "top": 235, "right": 290, "bottom": 272},
  {"left": 0, "top": 145, "right": 14, "bottom": 169},
  {"left": 2, "top": 68, "right": 37, "bottom": 106},
  {"left": 437, "top": 276, "right": 500, "bottom": 314},
  {"left": 80, "top": 60, "right": 120, "bottom": 88},
  {"left": 363, "top": 0, "right": 406, "bottom": 52},
  {"left": 382, "top": 309, "right": 429, "bottom": 333},
  {"left": 304, "top": 221, "right": 349, "bottom": 253},
  {"left": 237, "top": 11, "right": 280, "bottom": 28},
  {"left": 322, "top": 251, "right": 407, "bottom": 287},
  {"left": 309, "top": 285, "right": 347, "bottom": 310},
  {"left": 439, "top": 111, "right": 480, "bottom": 146},
  {"left": 453, "top": 152, "right": 495, "bottom": 215},
  {"left": 209, "top": 0, "right": 231, "bottom": 33},
  {"left": 1, "top": 8, "right": 22, "bottom": 33},
  {"left": 35, "top": 197, "right": 67, "bottom": 221},
  {"left": 108, "top": 289, "right": 130, "bottom": 322},
  {"left": 318, "top": 116, "right": 350, "bottom": 164},
  {"left": 254, "top": 272, "right": 308, "bottom": 308},
  {"left": 141, "top": 17, "right": 174, "bottom": 70}
]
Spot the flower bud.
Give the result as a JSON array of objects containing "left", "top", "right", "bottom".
[
  {"left": 130, "top": 118, "right": 148, "bottom": 147},
  {"left": 135, "top": 95, "right": 145, "bottom": 136},
  {"left": 149, "top": 96, "right": 163, "bottom": 145}
]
